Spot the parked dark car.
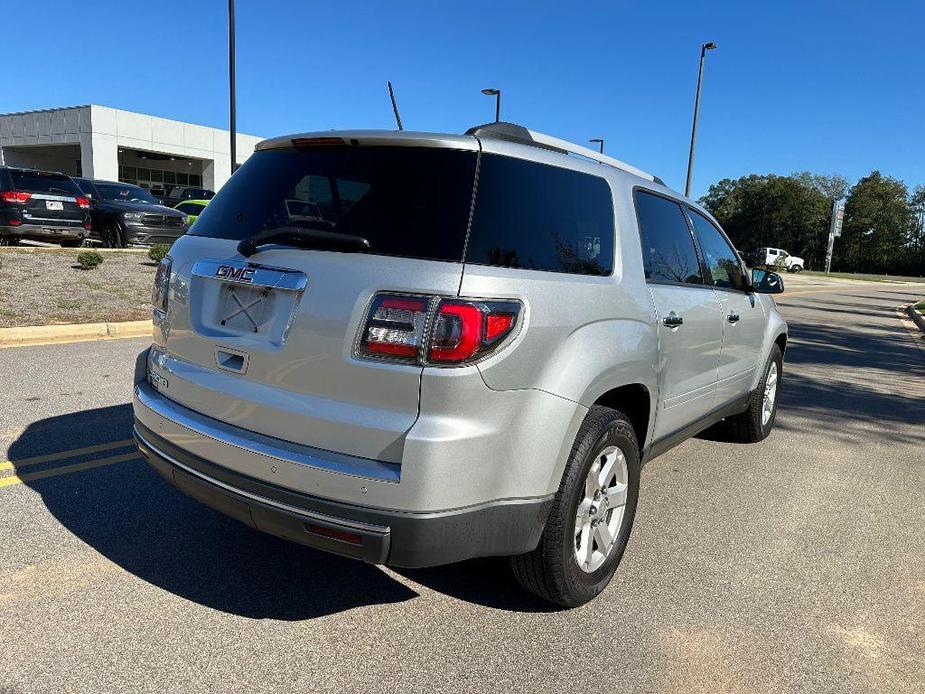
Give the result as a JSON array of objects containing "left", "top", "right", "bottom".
[
  {"left": 73, "top": 178, "right": 188, "bottom": 247},
  {"left": 0, "top": 167, "right": 90, "bottom": 247},
  {"left": 155, "top": 185, "right": 215, "bottom": 208}
]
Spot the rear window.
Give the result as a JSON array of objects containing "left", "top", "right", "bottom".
[
  {"left": 9, "top": 170, "right": 81, "bottom": 196},
  {"left": 191, "top": 147, "right": 478, "bottom": 262},
  {"left": 465, "top": 154, "right": 614, "bottom": 276}
]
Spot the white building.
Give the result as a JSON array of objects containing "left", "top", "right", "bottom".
[{"left": 0, "top": 105, "right": 263, "bottom": 193}]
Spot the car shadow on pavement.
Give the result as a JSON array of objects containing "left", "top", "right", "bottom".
[
  {"left": 11, "top": 404, "right": 560, "bottom": 617},
  {"left": 10, "top": 404, "right": 419, "bottom": 621}
]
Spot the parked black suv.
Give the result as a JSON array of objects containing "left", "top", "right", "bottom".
[
  {"left": 73, "top": 178, "right": 188, "bottom": 247},
  {"left": 0, "top": 167, "right": 90, "bottom": 247},
  {"left": 155, "top": 185, "right": 215, "bottom": 208}
]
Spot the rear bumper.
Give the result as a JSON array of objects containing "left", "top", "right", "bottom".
[
  {"left": 134, "top": 420, "right": 552, "bottom": 567},
  {"left": 1, "top": 222, "right": 85, "bottom": 240}
]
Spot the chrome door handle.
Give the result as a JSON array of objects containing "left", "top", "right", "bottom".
[
  {"left": 727, "top": 312, "right": 740, "bottom": 324},
  {"left": 663, "top": 313, "right": 684, "bottom": 328}
]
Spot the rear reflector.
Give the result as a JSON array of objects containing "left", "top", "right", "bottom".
[
  {"left": 1, "top": 191, "right": 31, "bottom": 203},
  {"left": 9, "top": 219, "right": 22, "bottom": 226},
  {"left": 305, "top": 524, "right": 362, "bottom": 545}
]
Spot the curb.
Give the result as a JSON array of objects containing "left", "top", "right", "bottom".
[
  {"left": 907, "top": 304, "right": 925, "bottom": 334},
  {"left": 0, "top": 320, "right": 151, "bottom": 348}
]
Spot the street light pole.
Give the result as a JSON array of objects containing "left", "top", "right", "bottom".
[
  {"left": 684, "top": 41, "right": 716, "bottom": 198},
  {"left": 228, "top": 0, "right": 236, "bottom": 177},
  {"left": 589, "top": 138, "right": 604, "bottom": 154},
  {"left": 481, "top": 88, "right": 501, "bottom": 122}
]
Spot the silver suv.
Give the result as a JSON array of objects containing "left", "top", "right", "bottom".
[{"left": 132, "top": 124, "right": 787, "bottom": 607}]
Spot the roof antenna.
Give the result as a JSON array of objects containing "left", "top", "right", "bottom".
[{"left": 387, "top": 81, "right": 404, "bottom": 131}]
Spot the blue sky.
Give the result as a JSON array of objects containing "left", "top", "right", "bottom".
[{"left": 8, "top": 0, "right": 924, "bottom": 198}]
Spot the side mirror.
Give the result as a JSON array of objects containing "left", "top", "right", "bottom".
[{"left": 751, "top": 268, "right": 784, "bottom": 294}]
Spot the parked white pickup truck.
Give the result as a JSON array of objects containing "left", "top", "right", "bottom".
[{"left": 752, "top": 247, "right": 805, "bottom": 272}]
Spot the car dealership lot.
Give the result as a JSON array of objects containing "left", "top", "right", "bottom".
[{"left": 1, "top": 276, "right": 924, "bottom": 693}]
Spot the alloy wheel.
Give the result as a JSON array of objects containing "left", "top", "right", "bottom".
[{"left": 574, "top": 445, "right": 628, "bottom": 573}]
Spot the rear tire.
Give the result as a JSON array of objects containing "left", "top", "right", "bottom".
[
  {"left": 510, "top": 405, "right": 640, "bottom": 608},
  {"left": 726, "top": 344, "right": 783, "bottom": 443},
  {"left": 0, "top": 235, "right": 19, "bottom": 247}
]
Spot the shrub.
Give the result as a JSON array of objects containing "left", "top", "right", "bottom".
[
  {"left": 148, "top": 244, "right": 170, "bottom": 263},
  {"left": 77, "top": 250, "right": 104, "bottom": 269}
]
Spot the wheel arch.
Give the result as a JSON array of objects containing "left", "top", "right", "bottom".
[{"left": 592, "top": 383, "right": 652, "bottom": 452}]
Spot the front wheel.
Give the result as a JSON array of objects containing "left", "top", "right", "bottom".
[
  {"left": 510, "top": 406, "right": 640, "bottom": 608},
  {"left": 101, "top": 222, "right": 124, "bottom": 248}
]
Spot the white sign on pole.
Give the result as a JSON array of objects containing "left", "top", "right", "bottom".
[{"left": 825, "top": 200, "right": 845, "bottom": 273}]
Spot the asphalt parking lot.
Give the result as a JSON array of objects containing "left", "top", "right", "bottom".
[{"left": 1, "top": 275, "right": 924, "bottom": 694}]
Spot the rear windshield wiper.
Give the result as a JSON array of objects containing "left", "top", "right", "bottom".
[{"left": 237, "top": 224, "right": 371, "bottom": 257}]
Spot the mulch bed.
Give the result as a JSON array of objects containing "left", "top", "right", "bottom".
[{"left": 0, "top": 248, "right": 157, "bottom": 328}]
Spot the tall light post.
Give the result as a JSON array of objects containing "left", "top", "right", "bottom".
[
  {"left": 589, "top": 138, "right": 604, "bottom": 154},
  {"left": 228, "top": 0, "right": 236, "bottom": 177},
  {"left": 684, "top": 41, "right": 716, "bottom": 198},
  {"left": 481, "top": 88, "right": 501, "bottom": 123}
]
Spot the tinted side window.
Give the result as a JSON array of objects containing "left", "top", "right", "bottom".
[
  {"left": 634, "top": 191, "right": 702, "bottom": 284},
  {"left": 687, "top": 207, "right": 745, "bottom": 290},
  {"left": 465, "top": 154, "right": 614, "bottom": 276}
]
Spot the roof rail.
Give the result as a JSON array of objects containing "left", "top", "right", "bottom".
[{"left": 465, "top": 122, "right": 661, "bottom": 184}]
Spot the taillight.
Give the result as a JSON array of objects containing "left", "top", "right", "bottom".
[
  {"left": 428, "top": 299, "right": 520, "bottom": 364},
  {"left": 152, "top": 257, "right": 172, "bottom": 314},
  {"left": 357, "top": 294, "right": 431, "bottom": 362},
  {"left": 1, "top": 191, "right": 31, "bottom": 204},
  {"left": 357, "top": 293, "right": 521, "bottom": 366},
  {"left": 75, "top": 196, "right": 90, "bottom": 209}
]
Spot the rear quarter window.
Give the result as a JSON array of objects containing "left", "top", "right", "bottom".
[{"left": 464, "top": 154, "right": 614, "bottom": 276}]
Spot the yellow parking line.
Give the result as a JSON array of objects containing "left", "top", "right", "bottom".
[
  {"left": 0, "top": 438, "right": 135, "bottom": 472},
  {"left": 0, "top": 452, "right": 142, "bottom": 489}
]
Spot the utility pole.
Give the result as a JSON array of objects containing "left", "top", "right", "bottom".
[
  {"left": 229, "top": 0, "right": 236, "bottom": 177},
  {"left": 685, "top": 42, "right": 716, "bottom": 198}
]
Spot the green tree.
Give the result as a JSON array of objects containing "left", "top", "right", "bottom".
[
  {"left": 700, "top": 174, "right": 830, "bottom": 269},
  {"left": 836, "top": 171, "right": 916, "bottom": 274}
]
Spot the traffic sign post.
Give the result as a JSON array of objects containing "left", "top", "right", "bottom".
[{"left": 825, "top": 200, "right": 845, "bottom": 274}]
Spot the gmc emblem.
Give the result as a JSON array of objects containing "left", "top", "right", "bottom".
[{"left": 216, "top": 265, "right": 255, "bottom": 283}]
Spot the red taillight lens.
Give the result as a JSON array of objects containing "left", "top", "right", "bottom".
[
  {"left": 75, "top": 196, "right": 90, "bottom": 209},
  {"left": 357, "top": 294, "right": 430, "bottom": 361},
  {"left": 429, "top": 302, "right": 484, "bottom": 363},
  {"left": 9, "top": 219, "right": 22, "bottom": 226},
  {"left": 1, "top": 191, "right": 31, "bottom": 204},
  {"left": 428, "top": 300, "right": 520, "bottom": 364}
]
